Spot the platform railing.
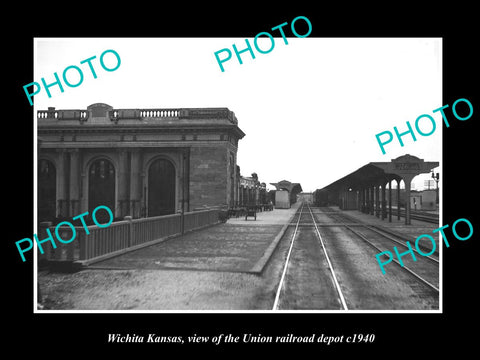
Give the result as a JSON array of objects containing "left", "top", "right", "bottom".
[
  {"left": 183, "top": 209, "right": 220, "bottom": 232},
  {"left": 131, "top": 213, "right": 181, "bottom": 246},
  {"left": 80, "top": 221, "right": 131, "bottom": 260},
  {"left": 39, "top": 209, "right": 221, "bottom": 265}
]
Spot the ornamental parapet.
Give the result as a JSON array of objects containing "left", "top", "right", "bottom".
[{"left": 38, "top": 104, "right": 238, "bottom": 125}]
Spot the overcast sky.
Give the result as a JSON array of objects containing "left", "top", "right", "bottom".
[{"left": 34, "top": 37, "right": 442, "bottom": 192}]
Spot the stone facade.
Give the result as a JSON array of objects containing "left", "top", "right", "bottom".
[
  {"left": 37, "top": 103, "right": 245, "bottom": 223},
  {"left": 238, "top": 172, "right": 267, "bottom": 206}
]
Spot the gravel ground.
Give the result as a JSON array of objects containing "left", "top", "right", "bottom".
[
  {"left": 39, "top": 269, "right": 270, "bottom": 310},
  {"left": 38, "top": 234, "right": 292, "bottom": 311},
  {"left": 319, "top": 225, "right": 439, "bottom": 310},
  {"left": 278, "top": 227, "right": 341, "bottom": 310},
  {"left": 37, "top": 205, "right": 439, "bottom": 311}
]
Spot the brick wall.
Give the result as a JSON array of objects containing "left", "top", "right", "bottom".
[{"left": 189, "top": 146, "right": 228, "bottom": 209}]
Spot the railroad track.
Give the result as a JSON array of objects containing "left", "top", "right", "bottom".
[
  {"left": 321, "top": 209, "right": 439, "bottom": 259},
  {"left": 273, "top": 203, "right": 348, "bottom": 310},
  {"left": 272, "top": 204, "right": 439, "bottom": 310},
  {"left": 408, "top": 211, "right": 439, "bottom": 224},
  {"left": 388, "top": 209, "right": 439, "bottom": 224},
  {"left": 317, "top": 208, "right": 439, "bottom": 293}
]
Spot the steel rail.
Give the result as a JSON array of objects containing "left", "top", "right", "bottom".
[
  {"left": 366, "top": 225, "right": 439, "bottom": 264},
  {"left": 319, "top": 210, "right": 439, "bottom": 293},
  {"left": 319, "top": 209, "right": 439, "bottom": 264},
  {"left": 272, "top": 203, "right": 304, "bottom": 310},
  {"left": 344, "top": 224, "right": 439, "bottom": 292},
  {"left": 307, "top": 205, "right": 349, "bottom": 310}
]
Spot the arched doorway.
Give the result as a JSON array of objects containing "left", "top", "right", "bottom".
[
  {"left": 88, "top": 158, "right": 115, "bottom": 222},
  {"left": 38, "top": 159, "right": 56, "bottom": 221},
  {"left": 148, "top": 158, "right": 176, "bottom": 216}
]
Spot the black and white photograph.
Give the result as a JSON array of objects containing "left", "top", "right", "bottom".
[
  {"left": 33, "top": 37, "right": 442, "bottom": 313},
  {"left": 6, "top": 6, "right": 478, "bottom": 355}
]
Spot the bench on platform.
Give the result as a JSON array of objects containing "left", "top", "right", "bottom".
[{"left": 245, "top": 206, "right": 257, "bottom": 220}]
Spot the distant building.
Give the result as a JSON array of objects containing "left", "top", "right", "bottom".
[
  {"left": 270, "top": 180, "right": 303, "bottom": 206},
  {"left": 238, "top": 172, "right": 267, "bottom": 206},
  {"left": 297, "top": 192, "right": 313, "bottom": 203},
  {"left": 389, "top": 189, "right": 437, "bottom": 210},
  {"left": 37, "top": 103, "right": 245, "bottom": 223}
]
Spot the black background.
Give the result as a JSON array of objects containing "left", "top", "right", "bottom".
[{"left": 5, "top": 4, "right": 478, "bottom": 355}]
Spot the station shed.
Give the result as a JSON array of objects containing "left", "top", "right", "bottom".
[
  {"left": 314, "top": 154, "right": 439, "bottom": 225},
  {"left": 274, "top": 190, "right": 290, "bottom": 209},
  {"left": 270, "top": 180, "right": 303, "bottom": 207}
]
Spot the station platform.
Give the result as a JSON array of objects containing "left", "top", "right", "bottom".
[
  {"left": 227, "top": 202, "right": 301, "bottom": 225},
  {"left": 92, "top": 203, "right": 301, "bottom": 274}
]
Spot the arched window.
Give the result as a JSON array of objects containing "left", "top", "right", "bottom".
[
  {"left": 88, "top": 159, "right": 115, "bottom": 221},
  {"left": 38, "top": 159, "right": 56, "bottom": 221},
  {"left": 148, "top": 158, "right": 176, "bottom": 216}
]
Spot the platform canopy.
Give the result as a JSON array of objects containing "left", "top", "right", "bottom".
[
  {"left": 318, "top": 154, "right": 439, "bottom": 225},
  {"left": 270, "top": 180, "right": 303, "bottom": 193},
  {"left": 320, "top": 154, "right": 438, "bottom": 192},
  {"left": 321, "top": 163, "right": 402, "bottom": 193}
]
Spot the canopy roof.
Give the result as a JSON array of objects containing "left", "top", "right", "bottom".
[
  {"left": 270, "top": 180, "right": 303, "bottom": 193},
  {"left": 319, "top": 154, "right": 439, "bottom": 192}
]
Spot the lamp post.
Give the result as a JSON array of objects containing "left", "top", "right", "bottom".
[{"left": 431, "top": 170, "right": 440, "bottom": 205}]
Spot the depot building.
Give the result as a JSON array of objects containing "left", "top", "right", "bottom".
[{"left": 37, "top": 103, "right": 245, "bottom": 223}]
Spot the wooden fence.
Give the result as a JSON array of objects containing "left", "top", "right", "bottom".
[{"left": 38, "top": 209, "right": 222, "bottom": 265}]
